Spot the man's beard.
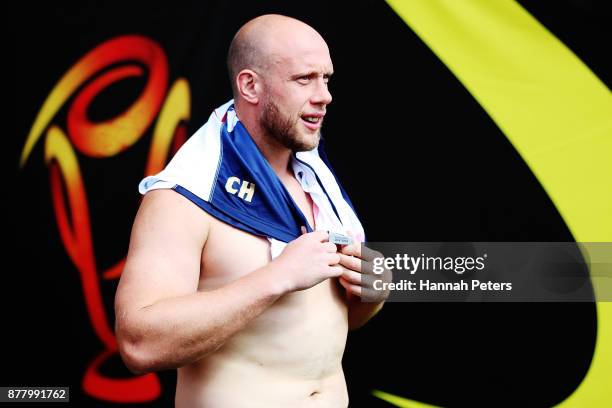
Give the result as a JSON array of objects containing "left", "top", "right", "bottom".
[{"left": 260, "top": 97, "right": 320, "bottom": 152}]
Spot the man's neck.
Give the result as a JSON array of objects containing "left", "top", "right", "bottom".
[{"left": 235, "top": 102, "right": 293, "bottom": 178}]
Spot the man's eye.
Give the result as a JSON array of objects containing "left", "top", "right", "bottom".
[{"left": 298, "top": 76, "right": 310, "bottom": 83}]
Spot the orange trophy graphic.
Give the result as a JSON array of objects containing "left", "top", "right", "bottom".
[{"left": 19, "top": 35, "right": 191, "bottom": 403}]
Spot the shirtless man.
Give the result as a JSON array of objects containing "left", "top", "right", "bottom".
[{"left": 115, "top": 15, "right": 388, "bottom": 407}]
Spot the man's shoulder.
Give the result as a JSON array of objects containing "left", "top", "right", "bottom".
[{"left": 140, "top": 188, "right": 213, "bottom": 227}]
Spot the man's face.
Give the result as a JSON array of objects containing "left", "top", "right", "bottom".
[{"left": 258, "top": 39, "right": 333, "bottom": 152}]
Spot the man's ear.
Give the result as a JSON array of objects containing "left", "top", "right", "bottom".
[{"left": 236, "top": 69, "right": 261, "bottom": 104}]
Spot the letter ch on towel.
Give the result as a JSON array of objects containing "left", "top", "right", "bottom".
[{"left": 139, "top": 100, "right": 364, "bottom": 254}]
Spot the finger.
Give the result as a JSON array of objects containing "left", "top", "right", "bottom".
[
  {"left": 342, "top": 270, "right": 379, "bottom": 288},
  {"left": 360, "top": 286, "right": 385, "bottom": 302},
  {"left": 339, "top": 277, "right": 362, "bottom": 297},
  {"left": 339, "top": 230, "right": 361, "bottom": 256},
  {"left": 340, "top": 242, "right": 361, "bottom": 257},
  {"left": 323, "top": 241, "right": 338, "bottom": 253},
  {"left": 341, "top": 277, "right": 385, "bottom": 302},
  {"left": 310, "top": 229, "right": 330, "bottom": 242},
  {"left": 329, "top": 265, "right": 343, "bottom": 277},
  {"left": 341, "top": 269, "right": 362, "bottom": 285},
  {"left": 361, "top": 246, "right": 383, "bottom": 262},
  {"left": 327, "top": 252, "right": 341, "bottom": 266},
  {"left": 338, "top": 253, "right": 361, "bottom": 273},
  {"left": 346, "top": 230, "right": 360, "bottom": 245},
  {"left": 342, "top": 243, "right": 382, "bottom": 263},
  {"left": 300, "top": 225, "right": 307, "bottom": 235}
]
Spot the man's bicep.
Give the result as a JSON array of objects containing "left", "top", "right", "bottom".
[{"left": 116, "top": 189, "right": 210, "bottom": 315}]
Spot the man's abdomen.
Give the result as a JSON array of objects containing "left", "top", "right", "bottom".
[{"left": 176, "top": 280, "right": 349, "bottom": 407}]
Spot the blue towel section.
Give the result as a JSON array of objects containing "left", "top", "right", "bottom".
[{"left": 139, "top": 100, "right": 364, "bottom": 244}]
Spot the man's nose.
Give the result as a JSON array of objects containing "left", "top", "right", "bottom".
[{"left": 311, "top": 79, "right": 332, "bottom": 105}]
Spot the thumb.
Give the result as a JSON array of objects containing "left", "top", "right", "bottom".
[
  {"left": 346, "top": 229, "right": 357, "bottom": 243},
  {"left": 300, "top": 226, "right": 307, "bottom": 235}
]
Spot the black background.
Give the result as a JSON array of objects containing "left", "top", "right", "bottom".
[{"left": 9, "top": 0, "right": 610, "bottom": 406}]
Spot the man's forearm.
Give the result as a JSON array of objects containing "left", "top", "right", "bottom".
[{"left": 117, "top": 264, "right": 285, "bottom": 374}]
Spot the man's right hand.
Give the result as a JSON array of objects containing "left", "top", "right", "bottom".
[{"left": 271, "top": 229, "right": 342, "bottom": 293}]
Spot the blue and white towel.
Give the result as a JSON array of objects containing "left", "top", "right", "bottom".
[{"left": 139, "top": 100, "right": 364, "bottom": 258}]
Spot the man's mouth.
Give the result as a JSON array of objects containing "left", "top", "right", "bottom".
[{"left": 300, "top": 113, "right": 325, "bottom": 130}]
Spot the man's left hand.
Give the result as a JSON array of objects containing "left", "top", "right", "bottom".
[{"left": 337, "top": 235, "right": 392, "bottom": 303}]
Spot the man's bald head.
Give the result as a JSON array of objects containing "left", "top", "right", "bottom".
[
  {"left": 227, "top": 15, "right": 333, "bottom": 152},
  {"left": 227, "top": 14, "right": 327, "bottom": 97}
]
